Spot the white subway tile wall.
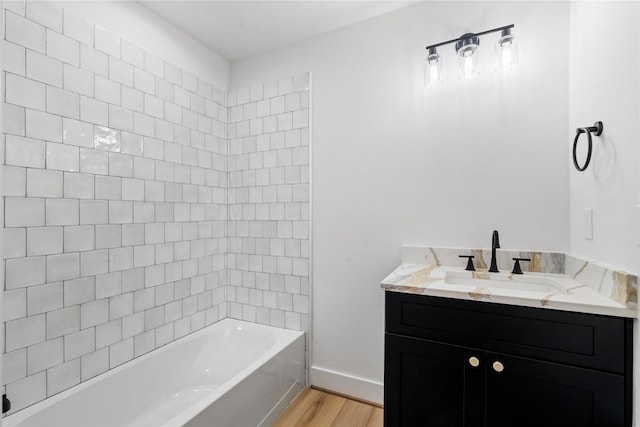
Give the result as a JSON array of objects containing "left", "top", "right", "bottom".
[
  {"left": 2, "top": 2, "right": 228, "bottom": 414},
  {"left": 226, "top": 73, "right": 310, "bottom": 337},
  {"left": 2, "top": 0, "right": 311, "bottom": 416}
]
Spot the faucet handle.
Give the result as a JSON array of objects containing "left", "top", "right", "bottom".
[
  {"left": 511, "top": 258, "right": 531, "bottom": 275},
  {"left": 458, "top": 255, "right": 475, "bottom": 271}
]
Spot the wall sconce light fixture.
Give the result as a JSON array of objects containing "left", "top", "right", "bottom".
[
  {"left": 495, "top": 27, "right": 518, "bottom": 71},
  {"left": 424, "top": 24, "right": 517, "bottom": 86},
  {"left": 455, "top": 33, "right": 480, "bottom": 79},
  {"left": 425, "top": 47, "right": 443, "bottom": 86}
]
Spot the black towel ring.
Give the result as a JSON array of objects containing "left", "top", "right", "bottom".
[{"left": 573, "top": 121, "right": 603, "bottom": 172}]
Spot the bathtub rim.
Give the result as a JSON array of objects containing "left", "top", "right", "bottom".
[{"left": 3, "top": 319, "right": 304, "bottom": 427}]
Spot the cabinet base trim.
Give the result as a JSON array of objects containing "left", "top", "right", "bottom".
[{"left": 309, "top": 365, "right": 383, "bottom": 405}]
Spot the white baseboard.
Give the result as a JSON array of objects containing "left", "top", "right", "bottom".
[{"left": 309, "top": 365, "right": 383, "bottom": 405}]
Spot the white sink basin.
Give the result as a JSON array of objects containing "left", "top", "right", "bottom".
[{"left": 444, "top": 271, "right": 567, "bottom": 295}]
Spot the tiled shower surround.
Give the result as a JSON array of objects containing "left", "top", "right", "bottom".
[
  {"left": 0, "top": 1, "right": 310, "bottom": 415},
  {"left": 226, "top": 78, "right": 310, "bottom": 332}
]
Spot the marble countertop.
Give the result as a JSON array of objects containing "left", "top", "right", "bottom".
[{"left": 381, "top": 263, "right": 637, "bottom": 318}]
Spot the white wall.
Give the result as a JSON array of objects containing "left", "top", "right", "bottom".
[
  {"left": 568, "top": 1, "right": 639, "bottom": 275},
  {"left": 54, "top": 1, "right": 229, "bottom": 89},
  {"left": 231, "top": 1, "right": 570, "bottom": 403},
  {"left": 568, "top": 2, "right": 640, "bottom": 424}
]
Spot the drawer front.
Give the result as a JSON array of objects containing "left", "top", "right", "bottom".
[{"left": 385, "top": 292, "right": 631, "bottom": 373}]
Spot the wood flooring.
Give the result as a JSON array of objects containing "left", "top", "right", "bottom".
[{"left": 273, "top": 388, "right": 383, "bottom": 427}]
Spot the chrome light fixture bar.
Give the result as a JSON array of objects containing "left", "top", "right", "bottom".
[{"left": 424, "top": 24, "right": 517, "bottom": 85}]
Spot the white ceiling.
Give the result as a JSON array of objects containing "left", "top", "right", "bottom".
[{"left": 139, "top": 1, "right": 416, "bottom": 62}]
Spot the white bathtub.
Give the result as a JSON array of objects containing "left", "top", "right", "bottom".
[{"left": 4, "top": 319, "right": 305, "bottom": 427}]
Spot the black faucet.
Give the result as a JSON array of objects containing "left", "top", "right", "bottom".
[{"left": 488, "top": 230, "right": 500, "bottom": 273}]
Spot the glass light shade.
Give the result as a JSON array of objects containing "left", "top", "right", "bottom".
[
  {"left": 456, "top": 34, "right": 480, "bottom": 79},
  {"left": 424, "top": 48, "right": 443, "bottom": 86},
  {"left": 496, "top": 29, "right": 518, "bottom": 71},
  {"left": 457, "top": 47, "right": 479, "bottom": 79}
]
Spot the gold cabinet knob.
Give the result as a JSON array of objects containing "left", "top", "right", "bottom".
[
  {"left": 468, "top": 356, "right": 480, "bottom": 367},
  {"left": 493, "top": 361, "right": 504, "bottom": 373}
]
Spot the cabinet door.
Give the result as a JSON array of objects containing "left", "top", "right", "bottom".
[
  {"left": 486, "top": 352, "right": 625, "bottom": 427},
  {"left": 384, "top": 333, "right": 484, "bottom": 427}
]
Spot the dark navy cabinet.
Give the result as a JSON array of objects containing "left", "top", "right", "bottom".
[{"left": 384, "top": 292, "right": 633, "bottom": 427}]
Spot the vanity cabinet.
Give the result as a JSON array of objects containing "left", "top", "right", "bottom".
[{"left": 384, "top": 292, "right": 633, "bottom": 427}]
